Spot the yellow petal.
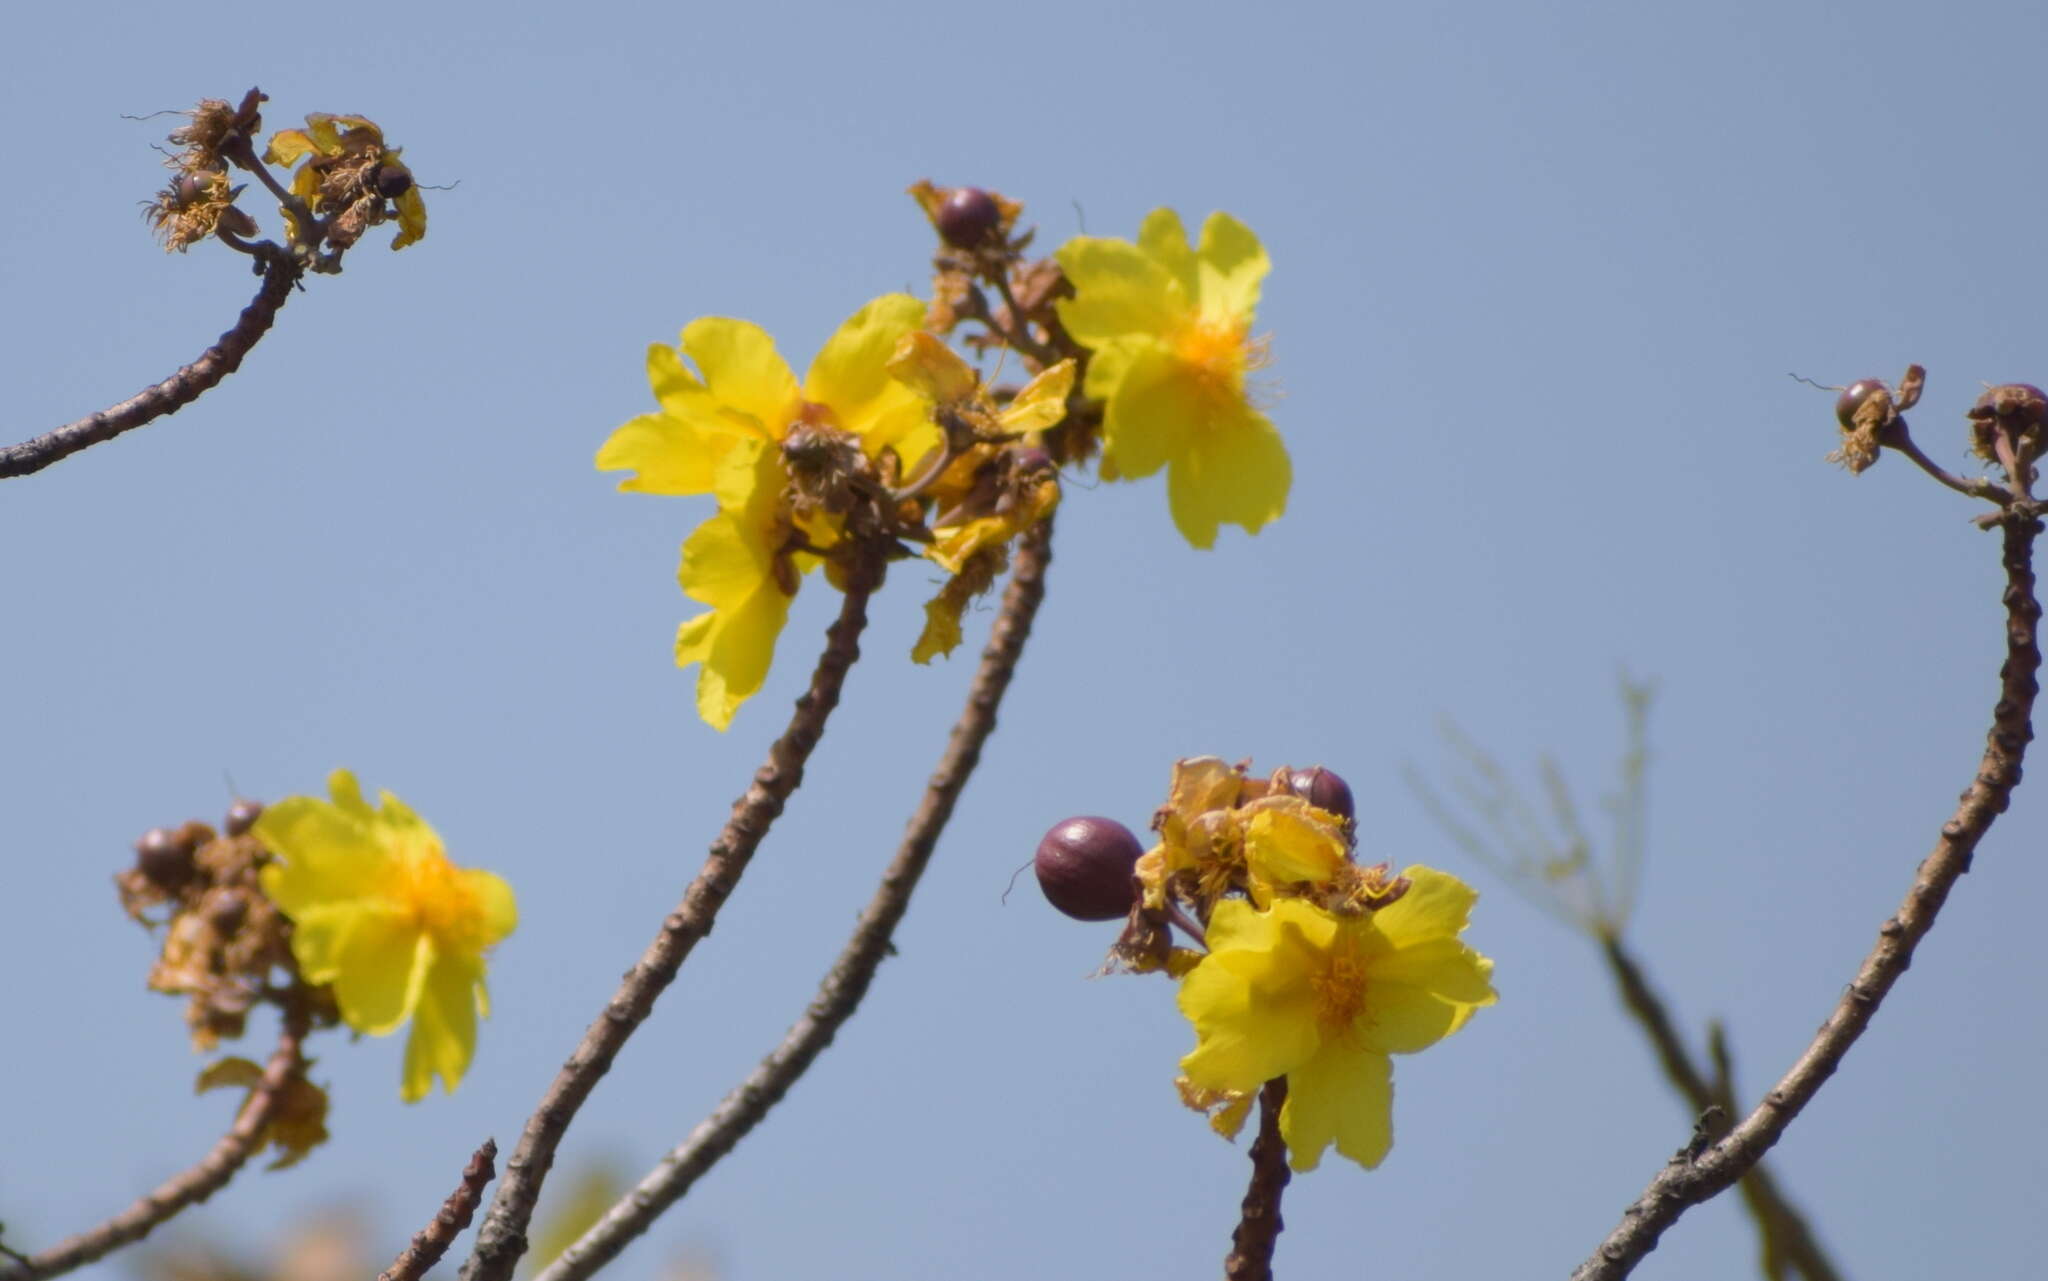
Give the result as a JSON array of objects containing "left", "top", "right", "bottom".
[
  {"left": 329, "top": 914, "right": 431, "bottom": 1036},
  {"left": 1137, "top": 208, "right": 1198, "bottom": 300},
  {"left": 886, "top": 330, "right": 979, "bottom": 405},
  {"left": 998, "top": 360, "right": 1076, "bottom": 435},
  {"left": 1177, "top": 902, "right": 1325, "bottom": 1091},
  {"left": 673, "top": 509, "right": 795, "bottom": 731},
  {"left": 681, "top": 317, "right": 800, "bottom": 442},
  {"left": 1095, "top": 344, "right": 1187, "bottom": 481},
  {"left": 1280, "top": 1042, "right": 1393, "bottom": 1172},
  {"left": 392, "top": 188, "right": 427, "bottom": 250},
  {"left": 1244, "top": 805, "right": 1348, "bottom": 891},
  {"left": 255, "top": 798, "right": 390, "bottom": 910},
  {"left": 1372, "top": 866, "right": 1481, "bottom": 946},
  {"left": 401, "top": 949, "right": 482, "bottom": 1102},
  {"left": 912, "top": 590, "right": 966, "bottom": 665},
  {"left": 1053, "top": 237, "right": 1184, "bottom": 348},
  {"left": 1164, "top": 402, "right": 1289, "bottom": 549},
  {"left": 459, "top": 868, "right": 520, "bottom": 948},
  {"left": 1363, "top": 939, "right": 1497, "bottom": 1053},
  {"left": 1195, "top": 212, "right": 1269, "bottom": 322},
  {"left": 263, "top": 129, "right": 318, "bottom": 168},
  {"left": 807, "top": 295, "right": 931, "bottom": 454}
]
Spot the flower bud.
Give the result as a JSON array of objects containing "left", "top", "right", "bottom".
[
  {"left": 936, "top": 187, "right": 1001, "bottom": 249},
  {"left": 1035, "top": 816, "right": 1143, "bottom": 920},
  {"left": 1969, "top": 383, "right": 2048, "bottom": 432},
  {"left": 136, "top": 826, "right": 197, "bottom": 889},
  {"left": 225, "top": 798, "right": 264, "bottom": 837},
  {"left": 1287, "top": 766, "right": 1355, "bottom": 823},
  {"left": 1835, "top": 379, "right": 1889, "bottom": 429},
  {"left": 375, "top": 162, "right": 414, "bottom": 200}
]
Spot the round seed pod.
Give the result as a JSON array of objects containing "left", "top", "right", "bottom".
[
  {"left": 935, "top": 187, "right": 1002, "bottom": 249},
  {"left": 1287, "top": 766, "right": 1356, "bottom": 824},
  {"left": 1034, "top": 816, "right": 1143, "bottom": 921}
]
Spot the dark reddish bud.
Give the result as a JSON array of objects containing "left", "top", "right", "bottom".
[
  {"left": 206, "top": 889, "right": 249, "bottom": 932},
  {"left": 374, "top": 162, "right": 414, "bottom": 199},
  {"left": 935, "top": 187, "right": 1001, "bottom": 249},
  {"left": 1835, "top": 380, "right": 1889, "bottom": 429},
  {"left": 1969, "top": 383, "right": 2048, "bottom": 431},
  {"left": 1035, "top": 816, "right": 1143, "bottom": 921},
  {"left": 215, "top": 205, "right": 258, "bottom": 238},
  {"left": 225, "top": 798, "right": 264, "bottom": 837},
  {"left": 135, "top": 826, "right": 198, "bottom": 888},
  {"left": 1287, "top": 766, "right": 1355, "bottom": 823},
  {"left": 1012, "top": 446, "right": 1053, "bottom": 475},
  {"left": 172, "top": 171, "right": 211, "bottom": 205}
]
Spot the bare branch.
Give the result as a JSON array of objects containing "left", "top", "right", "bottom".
[
  {"left": 533, "top": 519, "right": 1055, "bottom": 1281},
  {"left": 377, "top": 1139, "right": 497, "bottom": 1281},
  {"left": 1571, "top": 511, "right": 2041, "bottom": 1280},
  {"left": 0, "top": 1001, "right": 312, "bottom": 1281},
  {"left": 1223, "top": 1080, "right": 1291, "bottom": 1281},
  {"left": 459, "top": 553, "right": 886, "bottom": 1281},
  {"left": 0, "top": 254, "right": 302, "bottom": 479}
]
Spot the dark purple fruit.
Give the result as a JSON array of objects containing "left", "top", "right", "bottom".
[
  {"left": 1287, "top": 766, "right": 1355, "bottom": 823},
  {"left": 1034, "top": 816, "right": 1142, "bottom": 921},
  {"left": 135, "top": 826, "right": 197, "bottom": 888},
  {"left": 1835, "top": 379, "right": 1888, "bottom": 429},
  {"left": 374, "top": 162, "right": 414, "bottom": 199},
  {"left": 935, "top": 187, "right": 1001, "bottom": 249},
  {"left": 225, "top": 798, "right": 264, "bottom": 837}
]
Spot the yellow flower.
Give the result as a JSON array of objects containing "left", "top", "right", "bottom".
[
  {"left": 883, "top": 333, "right": 1072, "bottom": 663},
  {"left": 254, "top": 771, "right": 516, "bottom": 1103},
  {"left": 1177, "top": 872, "right": 1495, "bottom": 1171},
  {"left": 1054, "top": 209, "right": 1288, "bottom": 548},
  {"left": 596, "top": 296, "right": 931, "bottom": 728},
  {"left": 265, "top": 114, "right": 426, "bottom": 250}
]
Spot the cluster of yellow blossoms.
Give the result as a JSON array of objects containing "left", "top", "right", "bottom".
[
  {"left": 1127, "top": 758, "right": 1496, "bottom": 1172},
  {"left": 599, "top": 198, "right": 1291, "bottom": 729}
]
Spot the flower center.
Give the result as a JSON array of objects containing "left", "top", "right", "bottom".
[
  {"left": 396, "top": 845, "right": 480, "bottom": 946},
  {"left": 1171, "top": 317, "right": 1252, "bottom": 400},
  {"left": 1310, "top": 947, "right": 1370, "bottom": 1036}
]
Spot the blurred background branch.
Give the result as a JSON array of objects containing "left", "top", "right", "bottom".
[{"left": 1408, "top": 675, "right": 1844, "bottom": 1281}]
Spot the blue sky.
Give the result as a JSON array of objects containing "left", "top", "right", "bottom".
[{"left": 4, "top": 2, "right": 2045, "bottom": 1278}]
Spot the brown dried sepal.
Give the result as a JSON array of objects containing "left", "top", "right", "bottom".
[
  {"left": 144, "top": 168, "right": 249, "bottom": 252},
  {"left": 1104, "top": 905, "right": 1176, "bottom": 974},
  {"left": 1829, "top": 379, "right": 1896, "bottom": 474},
  {"left": 166, "top": 89, "right": 267, "bottom": 174},
  {"left": 196, "top": 1055, "right": 331, "bottom": 1169},
  {"left": 119, "top": 807, "right": 324, "bottom": 1050},
  {"left": 1967, "top": 382, "right": 2048, "bottom": 471}
]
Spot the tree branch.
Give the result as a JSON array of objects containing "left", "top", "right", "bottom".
[
  {"left": 0, "top": 253, "right": 302, "bottom": 479},
  {"left": 459, "top": 554, "right": 885, "bottom": 1281},
  {"left": 1571, "top": 511, "right": 2041, "bottom": 1280},
  {"left": 1223, "top": 1080, "right": 1291, "bottom": 1281},
  {"left": 0, "top": 1001, "right": 312, "bottom": 1281},
  {"left": 531, "top": 519, "right": 1056, "bottom": 1281},
  {"left": 377, "top": 1139, "right": 498, "bottom": 1281},
  {"left": 1600, "top": 941, "right": 1844, "bottom": 1281}
]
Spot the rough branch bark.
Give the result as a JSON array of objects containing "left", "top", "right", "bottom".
[
  {"left": 1571, "top": 511, "right": 2041, "bottom": 1280},
  {"left": 459, "top": 556, "right": 883, "bottom": 1281}
]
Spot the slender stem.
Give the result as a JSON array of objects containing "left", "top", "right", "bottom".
[
  {"left": 1599, "top": 940, "right": 1844, "bottom": 1281},
  {"left": 1888, "top": 421, "right": 2011, "bottom": 505},
  {"left": 0, "top": 1002, "right": 312, "bottom": 1281},
  {"left": 1223, "top": 1080, "right": 1291, "bottom": 1281},
  {"left": 532, "top": 519, "right": 1056, "bottom": 1281},
  {"left": 0, "top": 253, "right": 303, "bottom": 479},
  {"left": 0, "top": 246, "right": 301, "bottom": 477},
  {"left": 459, "top": 555, "right": 885, "bottom": 1281},
  {"left": 377, "top": 1139, "right": 498, "bottom": 1281},
  {"left": 1571, "top": 511, "right": 2041, "bottom": 1281}
]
